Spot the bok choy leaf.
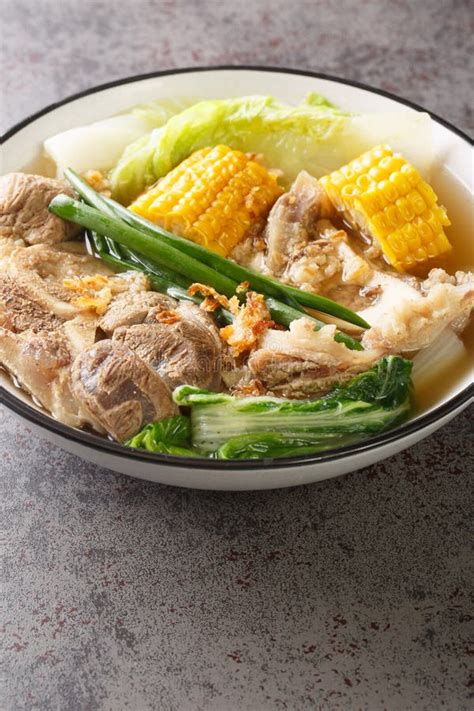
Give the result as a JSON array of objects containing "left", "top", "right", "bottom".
[
  {"left": 174, "top": 356, "right": 413, "bottom": 458},
  {"left": 126, "top": 415, "right": 201, "bottom": 457}
]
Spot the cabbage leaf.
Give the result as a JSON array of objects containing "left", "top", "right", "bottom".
[
  {"left": 173, "top": 356, "right": 413, "bottom": 457},
  {"left": 126, "top": 414, "right": 201, "bottom": 457},
  {"left": 43, "top": 97, "right": 197, "bottom": 178},
  {"left": 109, "top": 94, "right": 433, "bottom": 204}
]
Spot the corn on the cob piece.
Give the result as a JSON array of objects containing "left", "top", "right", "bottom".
[
  {"left": 129, "top": 145, "right": 283, "bottom": 256},
  {"left": 320, "top": 145, "right": 451, "bottom": 271}
]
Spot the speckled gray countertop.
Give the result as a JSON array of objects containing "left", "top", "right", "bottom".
[{"left": 1, "top": 1, "right": 473, "bottom": 709}]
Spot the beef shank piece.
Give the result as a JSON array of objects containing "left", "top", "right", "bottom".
[
  {"left": 0, "top": 321, "right": 98, "bottom": 429},
  {"left": 2, "top": 241, "right": 113, "bottom": 322},
  {"left": 99, "top": 291, "right": 177, "bottom": 335},
  {"left": 0, "top": 173, "right": 80, "bottom": 245},
  {"left": 0, "top": 240, "right": 109, "bottom": 429},
  {"left": 248, "top": 318, "right": 381, "bottom": 399},
  {"left": 71, "top": 340, "right": 178, "bottom": 441},
  {"left": 113, "top": 301, "right": 222, "bottom": 391}
]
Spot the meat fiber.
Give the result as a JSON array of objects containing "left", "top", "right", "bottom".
[
  {"left": 0, "top": 173, "right": 80, "bottom": 244},
  {"left": 264, "top": 171, "right": 336, "bottom": 275},
  {"left": 71, "top": 340, "right": 178, "bottom": 441},
  {"left": 248, "top": 319, "right": 381, "bottom": 398}
]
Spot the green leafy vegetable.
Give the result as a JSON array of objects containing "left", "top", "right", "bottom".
[
  {"left": 123, "top": 359, "right": 413, "bottom": 459},
  {"left": 216, "top": 433, "right": 358, "bottom": 460},
  {"left": 174, "top": 356, "right": 413, "bottom": 457},
  {"left": 44, "top": 97, "right": 196, "bottom": 178},
  {"left": 328, "top": 354, "right": 413, "bottom": 407},
  {"left": 109, "top": 94, "right": 432, "bottom": 204},
  {"left": 109, "top": 94, "right": 347, "bottom": 202},
  {"left": 134, "top": 414, "right": 190, "bottom": 445},
  {"left": 126, "top": 415, "right": 201, "bottom": 456}
]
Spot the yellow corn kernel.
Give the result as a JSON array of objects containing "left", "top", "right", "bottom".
[
  {"left": 320, "top": 144, "right": 452, "bottom": 271},
  {"left": 129, "top": 145, "right": 283, "bottom": 256}
]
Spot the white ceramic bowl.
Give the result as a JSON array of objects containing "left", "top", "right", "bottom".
[{"left": 1, "top": 67, "right": 473, "bottom": 490}]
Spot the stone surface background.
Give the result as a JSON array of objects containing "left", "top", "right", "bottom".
[{"left": 1, "top": 1, "right": 473, "bottom": 709}]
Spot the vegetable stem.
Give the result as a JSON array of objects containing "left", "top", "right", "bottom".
[
  {"left": 63, "top": 168, "right": 369, "bottom": 328},
  {"left": 87, "top": 230, "right": 234, "bottom": 324},
  {"left": 51, "top": 193, "right": 362, "bottom": 349},
  {"left": 50, "top": 194, "right": 240, "bottom": 297}
]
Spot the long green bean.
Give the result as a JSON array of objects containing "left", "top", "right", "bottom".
[
  {"left": 50, "top": 195, "right": 240, "bottom": 297},
  {"left": 88, "top": 231, "right": 234, "bottom": 324},
  {"left": 64, "top": 168, "right": 303, "bottom": 313},
  {"left": 52, "top": 195, "right": 362, "bottom": 350},
  {"left": 109, "top": 198, "right": 370, "bottom": 327},
  {"left": 88, "top": 227, "right": 361, "bottom": 350},
  {"left": 64, "top": 168, "right": 369, "bottom": 328}
]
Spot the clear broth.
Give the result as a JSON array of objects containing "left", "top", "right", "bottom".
[{"left": 412, "top": 168, "right": 474, "bottom": 413}]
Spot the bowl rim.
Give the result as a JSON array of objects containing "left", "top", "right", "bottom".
[{"left": 1, "top": 64, "right": 473, "bottom": 472}]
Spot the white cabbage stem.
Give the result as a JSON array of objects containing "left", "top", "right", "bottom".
[{"left": 412, "top": 328, "right": 466, "bottom": 391}]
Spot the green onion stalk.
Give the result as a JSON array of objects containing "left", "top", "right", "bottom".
[{"left": 49, "top": 192, "right": 363, "bottom": 350}]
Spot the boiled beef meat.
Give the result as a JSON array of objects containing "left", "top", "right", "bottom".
[
  {"left": 71, "top": 340, "right": 178, "bottom": 441},
  {"left": 264, "top": 171, "right": 336, "bottom": 275},
  {"left": 248, "top": 319, "right": 381, "bottom": 398},
  {"left": 0, "top": 173, "right": 80, "bottom": 245},
  {"left": 113, "top": 301, "right": 222, "bottom": 391}
]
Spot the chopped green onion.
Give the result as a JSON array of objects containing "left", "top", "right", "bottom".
[{"left": 63, "top": 168, "right": 369, "bottom": 328}]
